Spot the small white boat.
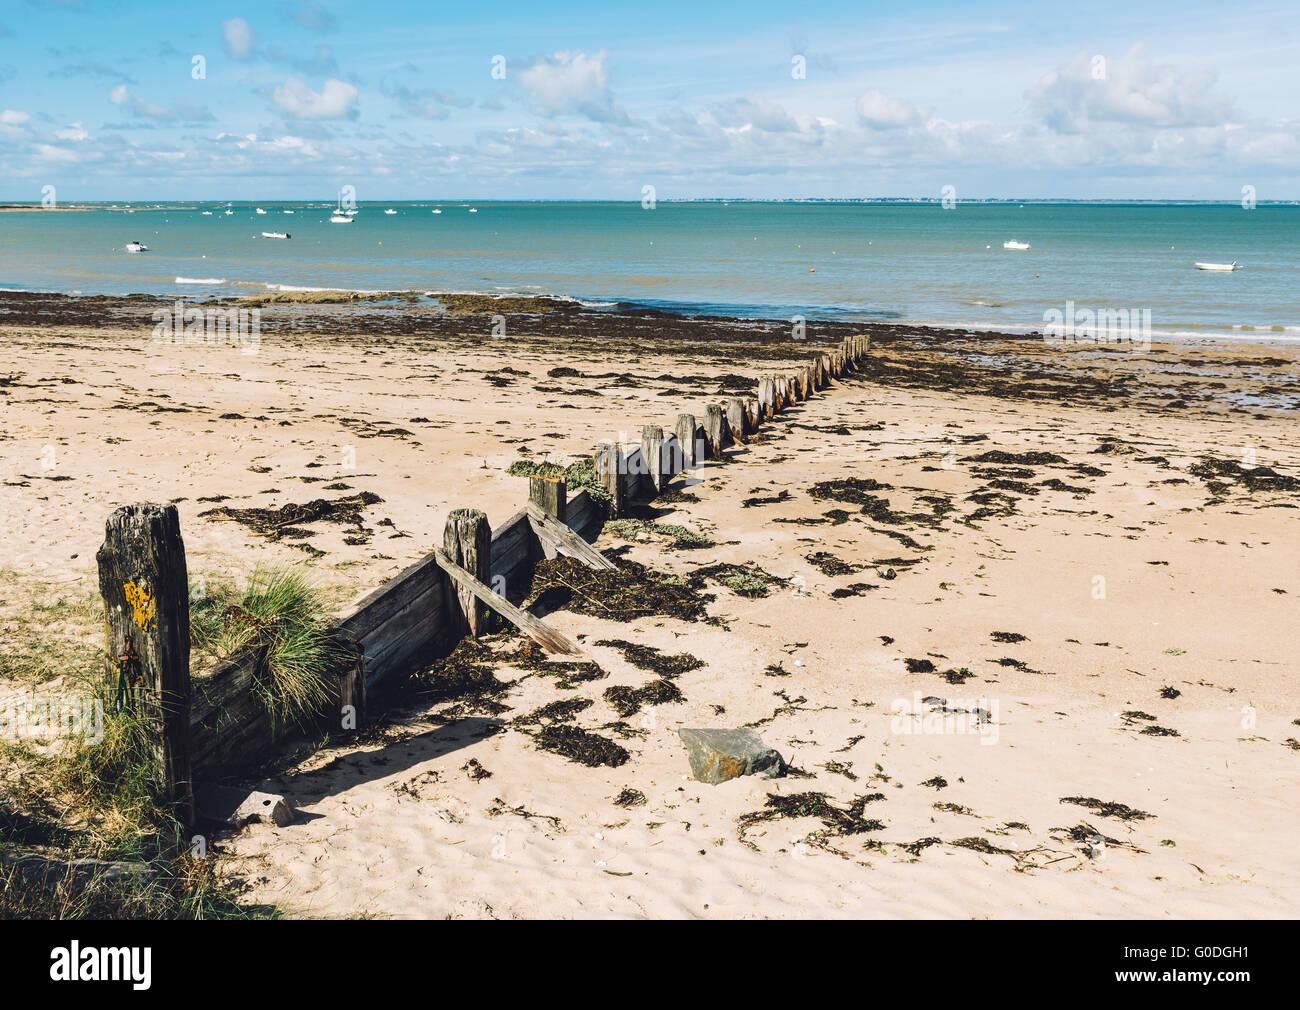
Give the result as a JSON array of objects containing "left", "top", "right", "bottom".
[
  {"left": 124, "top": 241, "right": 148, "bottom": 253},
  {"left": 1003, "top": 240, "right": 1030, "bottom": 250},
  {"left": 384, "top": 208, "right": 397, "bottom": 215},
  {"left": 468, "top": 207, "right": 478, "bottom": 213},
  {"left": 261, "top": 231, "right": 291, "bottom": 239},
  {"left": 330, "top": 191, "right": 353, "bottom": 223},
  {"left": 224, "top": 209, "right": 233, "bottom": 216},
  {"left": 1194, "top": 260, "right": 1239, "bottom": 272},
  {"left": 256, "top": 207, "right": 267, "bottom": 215},
  {"left": 431, "top": 208, "right": 442, "bottom": 214},
  {"left": 283, "top": 209, "right": 294, "bottom": 214},
  {"left": 201, "top": 210, "right": 213, "bottom": 215}
]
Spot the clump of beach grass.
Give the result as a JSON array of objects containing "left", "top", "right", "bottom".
[{"left": 190, "top": 567, "right": 346, "bottom": 729}]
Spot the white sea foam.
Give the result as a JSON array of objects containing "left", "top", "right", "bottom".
[{"left": 175, "top": 276, "right": 227, "bottom": 285}]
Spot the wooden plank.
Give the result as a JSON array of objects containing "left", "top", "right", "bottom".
[
  {"left": 433, "top": 549, "right": 578, "bottom": 655},
  {"left": 359, "top": 580, "right": 448, "bottom": 685},
  {"left": 621, "top": 444, "right": 657, "bottom": 500},
  {"left": 491, "top": 508, "right": 538, "bottom": 591},
  {"left": 527, "top": 502, "right": 617, "bottom": 570},
  {"left": 566, "top": 489, "right": 600, "bottom": 541},
  {"left": 337, "top": 552, "right": 442, "bottom": 642}
]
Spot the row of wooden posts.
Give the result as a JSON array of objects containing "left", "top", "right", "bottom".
[
  {"left": 594, "top": 334, "right": 871, "bottom": 515},
  {"left": 93, "top": 334, "right": 871, "bottom": 824}
]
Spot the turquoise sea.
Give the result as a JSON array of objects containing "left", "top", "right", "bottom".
[{"left": 1, "top": 201, "right": 1296, "bottom": 341}]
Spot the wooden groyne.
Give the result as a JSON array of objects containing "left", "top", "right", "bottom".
[{"left": 94, "top": 335, "right": 871, "bottom": 819}]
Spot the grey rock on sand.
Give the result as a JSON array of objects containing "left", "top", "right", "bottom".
[
  {"left": 196, "top": 784, "right": 294, "bottom": 828},
  {"left": 678, "top": 728, "right": 787, "bottom": 785}
]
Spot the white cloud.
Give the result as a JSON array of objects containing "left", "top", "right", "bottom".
[
  {"left": 1028, "top": 44, "right": 1236, "bottom": 133},
  {"left": 108, "top": 84, "right": 213, "bottom": 122},
  {"left": 714, "top": 95, "right": 799, "bottom": 133},
  {"left": 1, "top": 108, "right": 30, "bottom": 125},
  {"left": 856, "top": 89, "right": 921, "bottom": 129},
  {"left": 517, "top": 50, "right": 628, "bottom": 123},
  {"left": 272, "top": 76, "right": 358, "bottom": 119},
  {"left": 223, "top": 17, "right": 255, "bottom": 60},
  {"left": 55, "top": 122, "right": 88, "bottom": 141}
]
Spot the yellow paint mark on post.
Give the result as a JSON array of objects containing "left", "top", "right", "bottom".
[{"left": 123, "top": 580, "right": 156, "bottom": 630}]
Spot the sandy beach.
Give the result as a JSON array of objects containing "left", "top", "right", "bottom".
[{"left": 2, "top": 293, "right": 1297, "bottom": 919}]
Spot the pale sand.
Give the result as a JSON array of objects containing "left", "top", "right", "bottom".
[{"left": 2, "top": 321, "right": 1297, "bottom": 918}]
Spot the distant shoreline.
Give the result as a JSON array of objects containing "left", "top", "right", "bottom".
[{"left": 0, "top": 205, "right": 94, "bottom": 212}]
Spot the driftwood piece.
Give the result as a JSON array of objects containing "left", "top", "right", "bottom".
[
  {"left": 443, "top": 508, "right": 492, "bottom": 637},
  {"left": 96, "top": 503, "right": 194, "bottom": 824},
  {"left": 526, "top": 502, "right": 617, "bottom": 570},
  {"left": 434, "top": 549, "right": 578, "bottom": 655},
  {"left": 0, "top": 852, "right": 158, "bottom": 893}
]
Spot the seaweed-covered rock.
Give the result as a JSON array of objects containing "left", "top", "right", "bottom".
[{"left": 677, "top": 728, "right": 786, "bottom": 785}]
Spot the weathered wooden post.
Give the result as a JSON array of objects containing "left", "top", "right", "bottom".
[
  {"left": 529, "top": 475, "right": 567, "bottom": 523},
  {"left": 594, "top": 442, "right": 625, "bottom": 516},
  {"left": 443, "top": 508, "right": 492, "bottom": 637},
  {"left": 675, "top": 414, "right": 697, "bottom": 467},
  {"left": 725, "top": 397, "right": 748, "bottom": 444},
  {"left": 704, "top": 404, "right": 730, "bottom": 460},
  {"left": 642, "top": 425, "right": 666, "bottom": 493},
  {"left": 745, "top": 397, "right": 761, "bottom": 432},
  {"left": 97, "top": 504, "right": 194, "bottom": 824},
  {"left": 758, "top": 377, "right": 775, "bottom": 420}
]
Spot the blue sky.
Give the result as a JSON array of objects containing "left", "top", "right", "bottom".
[{"left": 1, "top": 0, "right": 1297, "bottom": 200}]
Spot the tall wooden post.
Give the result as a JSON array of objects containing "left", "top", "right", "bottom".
[
  {"left": 529, "top": 475, "right": 567, "bottom": 523},
  {"left": 97, "top": 504, "right": 194, "bottom": 825},
  {"left": 443, "top": 508, "right": 492, "bottom": 637},
  {"left": 675, "top": 414, "right": 697, "bottom": 467},
  {"left": 725, "top": 398, "right": 748, "bottom": 444},
  {"left": 704, "top": 404, "right": 732, "bottom": 460},
  {"left": 641, "top": 425, "right": 666, "bottom": 493},
  {"left": 594, "top": 443, "right": 625, "bottom": 517}
]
